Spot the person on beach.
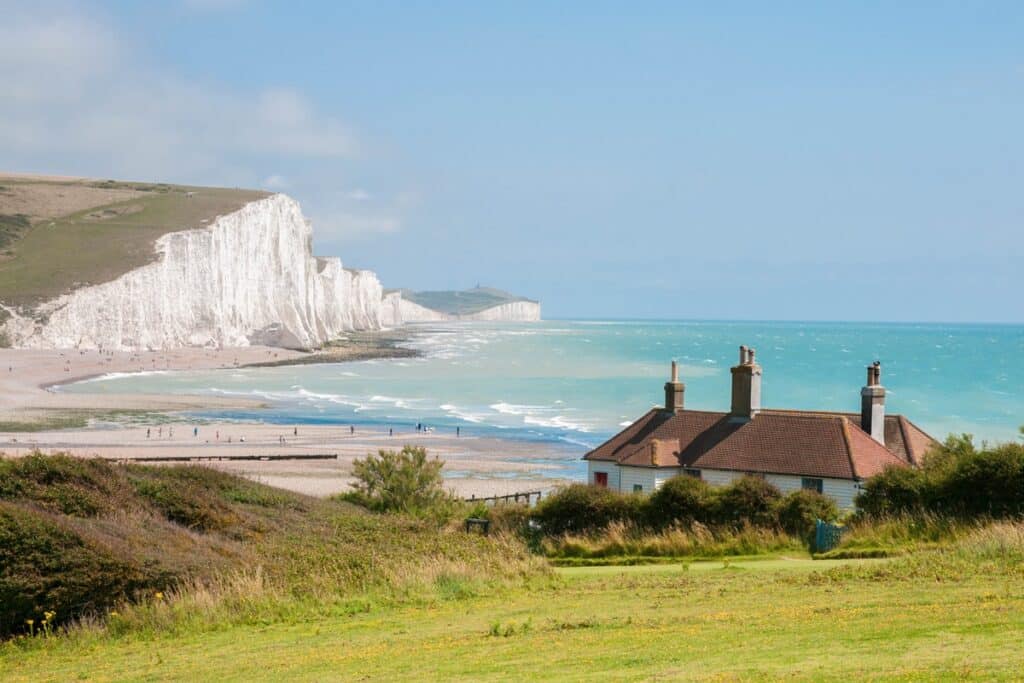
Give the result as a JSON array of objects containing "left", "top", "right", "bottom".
[
  {"left": 457, "top": 427, "right": 460, "bottom": 437},
  {"left": 193, "top": 427, "right": 198, "bottom": 438},
  {"left": 350, "top": 425, "right": 354, "bottom": 435},
  {"left": 389, "top": 428, "right": 393, "bottom": 436},
  {"left": 146, "top": 428, "right": 150, "bottom": 439},
  {"left": 293, "top": 427, "right": 298, "bottom": 437}
]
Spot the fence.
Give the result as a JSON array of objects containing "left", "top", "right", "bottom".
[{"left": 463, "top": 490, "right": 542, "bottom": 507}]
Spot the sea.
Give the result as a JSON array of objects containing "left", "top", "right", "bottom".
[{"left": 62, "top": 320, "right": 1024, "bottom": 480}]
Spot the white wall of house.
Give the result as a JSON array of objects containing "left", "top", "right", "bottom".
[
  {"left": 587, "top": 460, "right": 621, "bottom": 491},
  {"left": 618, "top": 466, "right": 659, "bottom": 494},
  {"left": 589, "top": 462, "right": 862, "bottom": 509}
]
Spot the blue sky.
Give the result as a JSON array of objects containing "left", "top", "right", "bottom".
[{"left": 2, "top": 2, "right": 1022, "bottom": 321}]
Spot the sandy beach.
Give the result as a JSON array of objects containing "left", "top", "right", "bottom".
[{"left": 0, "top": 346, "right": 576, "bottom": 498}]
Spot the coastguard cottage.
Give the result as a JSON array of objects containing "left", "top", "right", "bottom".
[{"left": 584, "top": 347, "right": 936, "bottom": 509}]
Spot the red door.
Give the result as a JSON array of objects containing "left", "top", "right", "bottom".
[{"left": 594, "top": 472, "right": 608, "bottom": 488}]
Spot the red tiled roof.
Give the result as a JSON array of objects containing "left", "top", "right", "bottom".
[{"left": 585, "top": 408, "right": 935, "bottom": 481}]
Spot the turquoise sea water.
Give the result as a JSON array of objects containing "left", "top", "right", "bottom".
[{"left": 64, "top": 321, "right": 1024, "bottom": 453}]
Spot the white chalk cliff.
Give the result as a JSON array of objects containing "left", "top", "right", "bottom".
[
  {"left": 3, "top": 194, "right": 388, "bottom": 350},
  {"left": 459, "top": 301, "right": 541, "bottom": 321},
  {"left": 1, "top": 193, "right": 542, "bottom": 351}
]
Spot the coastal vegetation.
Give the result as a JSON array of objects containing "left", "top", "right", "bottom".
[{"left": 4, "top": 435, "right": 1024, "bottom": 679}]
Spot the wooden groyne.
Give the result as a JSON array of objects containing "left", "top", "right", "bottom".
[{"left": 110, "top": 453, "right": 339, "bottom": 463}]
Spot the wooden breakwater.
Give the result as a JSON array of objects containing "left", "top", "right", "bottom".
[{"left": 110, "top": 453, "right": 339, "bottom": 463}]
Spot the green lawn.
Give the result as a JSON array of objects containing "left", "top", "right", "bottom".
[{"left": 4, "top": 556, "right": 1022, "bottom": 681}]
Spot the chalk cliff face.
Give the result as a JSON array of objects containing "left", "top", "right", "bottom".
[
  {"left": 378, "top": 295, "right": 540, "bottom": 326},
  {"left": 3, "top": 195, "right": 388, "bottom": 351},
  {"left": 460, "top": 301, "right": 541, "bottom": 321}
]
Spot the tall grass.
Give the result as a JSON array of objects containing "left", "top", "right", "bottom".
[{"left": 541, "top": 520, "right": 804, "bottom": 562}]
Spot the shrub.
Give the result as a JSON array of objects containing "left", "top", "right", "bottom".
[
  {"left": 855, "top": 465, "right": 927, "bottom": 517},
  {"left": 775, "top": 489, "right": 839, "bottom": 538},
  {"left": 937, "top": 444, "right": 1024, "bottom": 517},
  {"left": 856, "top": 438, "right": 1024, "bottom": 520},
  {"left": 714, "top": 476, "right": 782, "bottom": 528},
  {"left": 347, "top": 445, "right": 455, "bottom": 517},
  {"left": 0, "top": 503, "right": 148, "bottom": 638},
  {"left": 646, "top": 475, "right": 714, "bottom": 527},
  {"left": 531, "top": 484, "right": 645, "bottom": 536},
  {"left": 0, "top": 454, "right": 129, "bottom": 516}
]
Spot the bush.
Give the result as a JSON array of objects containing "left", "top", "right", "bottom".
[
  {"left": 714, "top": 476, "right": 782, "bottom": 528},
  {"left": 531, "top": 485, "right": 645, "bottom": 536},
  {"left": 646, "top": 475, "right": 714, "bottom": 527},
  {"left": 347, "top": 445, "right": 455, "bottom": 517},
  {"left": 0, "top": 503, "right": 149, "bottom": 638},
  {"left": 0, "top": 454, "right": 130, "bottom": 516},
  {"left": 775, "top": 489, "right": 839, "bottom": 538},
  {"left": 856, "top": 438, "right": 1024, "bottom": 520},
  {"left": 855, "top": 465, "right": 927, "bottom": 517},
  {"left": 938, "top": 444, "right": 1024, "bottom": 517}
]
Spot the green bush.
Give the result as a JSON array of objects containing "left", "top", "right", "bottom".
[
  {"left": 714, "top": 476, "right": 782, "bottom": 528},
  {"left": 938, "top": 444, "right": 1024, "bottom": 517},
  {"left": 0, "top": 503, "right": 149, "bottom": 638},
  {"left": 0, "top": 454, "right": 129, "bottom": 516},
  {"left": 856, "top": 438, "right": 1024, "bottom": 521},
  {"left": 775, "top": 489, "right": 839, "bottom": 538},
  {"left": 347, "top": 445, "right": 455, "bottom": 517},
  {"left": 856, "top": 465, "right": 927, "bottom": 516},
  {"left": 646, "top": 475, "right": 714, "bottom": 527},
  {"left": 531, "top": 484, "right": 646, "bottom": 536}
]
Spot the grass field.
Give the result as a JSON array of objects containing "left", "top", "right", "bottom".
[
  {"left": 0, "top": 177, "right": 266, "bottom": 308},
  {"left": 4, "top": 456, "right": 1024, "bottom": 681},
  {"left": 3, "top": 552, "right": 1024, "bottom": 681}
]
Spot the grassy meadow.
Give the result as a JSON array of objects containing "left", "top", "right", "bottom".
[
  {"left": 4, "top": 454, "right": 1024, "bottom": 681},
  {"left": 4, "top": 545, "right": 1024, "bottom": 681}
]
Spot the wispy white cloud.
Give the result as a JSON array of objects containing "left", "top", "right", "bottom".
[
  {"left": 0, "top": 2, "right": 406, "bottom": 244},
  {"left": 262, "top": 174, "right": 289, "bottom": 189},
  {"left": 0, "top": 5, "right": 356, "bottom": 178}
]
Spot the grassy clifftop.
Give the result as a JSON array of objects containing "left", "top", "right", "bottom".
[
  {"left": 398, "top": 286, "right": 537, "bottom": 316},
  {"left": 0, "top": 175, "right": 267, "bottom": 309}
]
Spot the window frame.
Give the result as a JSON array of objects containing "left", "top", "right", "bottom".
[{"left": 801, "top": 477, "right": 824, "bottom": 494}]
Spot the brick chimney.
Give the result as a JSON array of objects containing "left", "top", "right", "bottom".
[
  {"left": 730, "top": 345, "right": 762, "bottom": 420},
  {"left": 664, "top": 360, "right": 685, "bottom": 412},
  {"left": 861, "top": 361, "right": 886, "bottom": 444}
]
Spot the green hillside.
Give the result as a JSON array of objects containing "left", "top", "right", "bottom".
[
  {"left": 0, "top": 175, "right": 267, "bottom": 310},
  {"left": 401, "top": 286, "right": 536, "bottom": 316}
]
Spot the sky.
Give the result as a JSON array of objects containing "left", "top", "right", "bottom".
[{"left": 2, "top": 1, "right": 1022, "bottom": 322}]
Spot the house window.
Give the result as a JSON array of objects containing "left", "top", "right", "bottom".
[
  {"left": 801, "top": 477, "right": 824, "bottom": 494},
  {"left": 594, "top": 471, "right": 608, "bottom": 488},
  {"left": 633, "top": 484, "right": 643, "bottom": 493},
  {"left": 683, "top": 468, "right": 701, "bottom": 479}
]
